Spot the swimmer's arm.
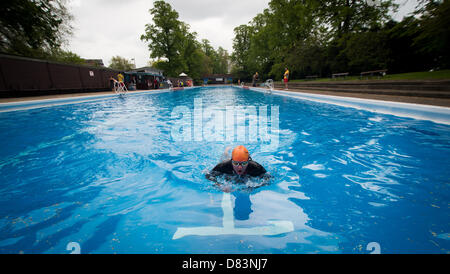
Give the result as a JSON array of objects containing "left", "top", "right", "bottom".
[
  {"left": 206, "top": 161, "right": 231, "bottom": 182},
  {"left": 245, "top": 174, "right": 271, "bottom": 191},
  {"left": 257, "top": 172, "right": 272, "bottom": 186},
  {"left": 205, "top": 171, "right": 220, "bottom": 183},
  {"left": 205, "top": 171, "right": 233, "bottom": 192},
  {"left": 261, "top": 172, "right": 272, "bottom": 180}
]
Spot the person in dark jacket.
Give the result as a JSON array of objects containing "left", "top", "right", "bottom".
[{"left": 206, "top": 146, "right": 270, "bottom": 190}]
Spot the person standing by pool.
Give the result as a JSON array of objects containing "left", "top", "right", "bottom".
[
  {"left": 283, "top": 68, "right": 289, "bottom": 90},
  {"left": 109, "top": 76, "right": 116, "bottom": 91},
  {"left": 205, "top": 145, "right": 269, "bottom": 185},
  {"left": 117, "top": 72, "right": 125, "bottom": 90},
  {"left": 153, "top": 77, "right": 158, "bottom": 89},
  {"left": 117, "top": 72, "right": 124, "bottom": 83},
  {"left": 252, "top": 72, "right": 259, "bottom": 87}
]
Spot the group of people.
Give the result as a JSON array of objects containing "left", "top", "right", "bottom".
[
  {"left": 109, "top": 73, "right": 126, "bottom": 91},
  {"left": 110, "top": 73, "right": 164, "bottom": 91},
  {"left": 250, "top": 68, "right": 289, "bottom": 89},
  {"left": 147, "top": 77, "right": 160, "bottom": 89},
  {"left": 175, "top": 79, "right": 193, "bottom": 87}
]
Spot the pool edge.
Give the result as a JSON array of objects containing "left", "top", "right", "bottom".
[
  {"left": 248, "top": 86, "right": 450, "bottom": 125},
  {"left": 0, "top": 87, "right": 197, "bottom": 112},
  {"left": 2, "top": 85, "right": 450, "bottom": 125}
]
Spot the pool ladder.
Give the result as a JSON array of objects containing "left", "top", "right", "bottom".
[
  {"left": 264, "top": 79, "right": 274, "bottom": 93},
  {"left": 113, "top": 81, "right": 128, "bottom": 95}
]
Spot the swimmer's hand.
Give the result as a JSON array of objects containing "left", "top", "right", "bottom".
[
  {"left": 244, "top": 173, "right": 272, "bottom": 191},
  {"left": 206, "top": 171, "right": 233, "bottom": 192},
  {"left": 220, "top": 146, "right": 232, "bottom": 162},
  {"left": 205, "top": 171, "right": 219, "bottom": 183},
  {"left": 261, "top": 173, "right": 272, "bottom": 181}
]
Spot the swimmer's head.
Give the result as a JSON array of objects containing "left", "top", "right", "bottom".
[{"left": 232, "top": 145, "right": 249, "bottom": 175}]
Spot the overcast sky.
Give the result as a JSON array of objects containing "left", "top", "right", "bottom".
[{"left": 66, "top": 0, "right": 420, "bottom": 68}]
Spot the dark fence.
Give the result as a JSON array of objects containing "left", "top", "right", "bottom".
[{"left": 0, "top": 53, "right": 120, "bottom": 98}]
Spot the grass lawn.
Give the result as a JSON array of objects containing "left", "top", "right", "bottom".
[{"left": 286, "top": 69, "right": 450, "bottom": 83}]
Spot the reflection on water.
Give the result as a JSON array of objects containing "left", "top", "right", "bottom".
[{"left": 233, "top": 192, "right": 252, "bottom": 221}]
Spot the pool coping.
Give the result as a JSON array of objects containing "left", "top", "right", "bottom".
[
  {"left": 1, "top": 85, "right": 449, "bottom": 125},
  {"left": 0, "top": 88, "right": 185, "bottom": 112},
  {"left": 248, "top": 86, "right": 450, "bottom": 125}
]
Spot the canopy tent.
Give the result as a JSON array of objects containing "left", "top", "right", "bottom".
[{"left": 179, "top": 72, "right": 188, "bottom": 77}]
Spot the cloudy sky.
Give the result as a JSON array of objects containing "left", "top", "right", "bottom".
[{"left": 66, "top": 0, "right": 420, "bottom": 68}]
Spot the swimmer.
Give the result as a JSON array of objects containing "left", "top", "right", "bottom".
[{"left": 206, "top": 146, "right": 270, "bottom": 190}]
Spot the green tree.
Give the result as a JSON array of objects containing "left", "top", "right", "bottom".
[
  {"left": 249, "top": 9, "right": 283, "bottom": 79},
  {"left": 109, "top": 56, "right": 135, "bottom": 71},
  {"left": 412, "top": 0, "right": 450, "bottom": 68},
  {"left": 231, "top": 24, "right": 253, "bottom": 72},
  {"left": 318, "top": 0, "right": 397, "bottom": 38},
  {"left": 232, "top": 1, "right": 321, "bottom": 80},
  {"left": 200, "top": 39, "right": 220, "bottom": 73},
  {"left": 178, "top": 26, "right": 208, "bottom": 79},
  {"left": 199, "top": 39, "right": 229, "bottom": 74},
  {"left": 141, "top": 1, "right": 229, "bottom": 81},
  {"left": 49, "top": 49, "right": 86, "bottom": 65},
  {"left": 215, "top": 47, "right": 230, "bottom": 74},
  {"left": 231, "top": 0, "right": 400, "bottom": 79},
  {"left": 342, "top": 31, "right": 390, "bottom": 73},
  {"left": 318, "top": 0, "right": 397, "bottom": 73},
  {"left": 0, "top": 0, "right": 73, "bottom": 58}
]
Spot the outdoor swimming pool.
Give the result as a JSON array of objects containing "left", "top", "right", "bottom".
[{"left": 0, "top": 86, "right": 449, "bottom": 254}]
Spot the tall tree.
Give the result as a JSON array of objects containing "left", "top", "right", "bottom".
[
  {"left": 200, "top": 39, "right": 229, "bottom": 74},
  {"left": 141, "top": 1, "right": 230, "bottom": 79},
  {"left": 215, "top": 47, "right": 230, "bottom": 74},
  {"left": 140, "top": 0, "right": 185, "bottom": 76},
  {"left": 412, "top": 0, "right": 450, "bottom": 68},
  {"left": 109, "top": 56, "right": 135, "bottom": 71},
  {"left": 318, "top": 0, "right": 397, "bottom": 73},
  {"left": 319, "top": 0, "right": 397, "bottom": 38},
  {"left": 178, "top": 25, "right": 210, "bottom": 79},
  {"left": 231, "top": 24, "right": 253, "bottom": 73},
  {"left": 231, "top": 0, "right": 401, "bottom": 79},
  {"left": 50, "top": 49, "right": 86, "bottom": 65}
]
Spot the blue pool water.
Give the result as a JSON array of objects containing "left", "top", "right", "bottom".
[{"left": 0, "top": 86, "right": 449, "bottom": 254}]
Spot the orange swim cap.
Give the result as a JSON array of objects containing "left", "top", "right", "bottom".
[{"left": 232, "top": 145, "right": 249, "bottom": 162}]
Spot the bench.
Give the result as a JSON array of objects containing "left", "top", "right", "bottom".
[
  {"left": 360, "top": 69, "right": 387, "bottom": 79},
  {"left": 305, "top": 75, "right": 318, "bottom": 80},
  {"left": 332, "top": 72, "right": 349, "bottom": 80}
]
